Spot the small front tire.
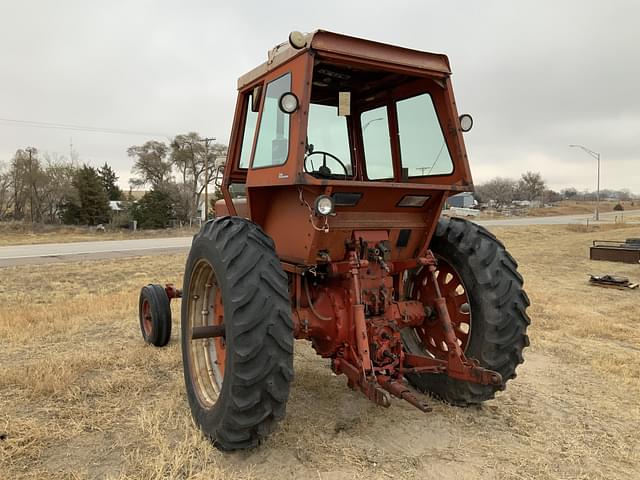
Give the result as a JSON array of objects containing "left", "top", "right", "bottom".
[{"left": 139, "top": 284, "right": 172, "bottom": 347}]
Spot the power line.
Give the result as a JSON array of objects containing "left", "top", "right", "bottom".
[{"left": 0, "top": 117, "right": 172, "bottom": 138}]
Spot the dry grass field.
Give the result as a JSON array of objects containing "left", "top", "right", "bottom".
[
  {"left": 0, "top": 223, "right": 198, "bottom": 246},
  {"left": 1, "top": 223, "right": 639, "bottom": 479},
  {"left": 477, "top": 201, "right": 640, "bottom": 219},
  {"left": 525, "top": 200, "right": 637, "bottom": 217}
]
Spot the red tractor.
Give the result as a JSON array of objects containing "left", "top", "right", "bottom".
[{"left": 138, "top": 30, "right": 530, "bottom": 450}]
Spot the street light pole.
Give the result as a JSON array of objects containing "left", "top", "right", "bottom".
[
  {"left": 569, "top": 144, "right": 601, "bottom": 221},
  {"left": 363, "top": 117, "right": 384, "bottom": 132},
  {"left": 596, "top": 151, "right": 600, "bottom": 221}
]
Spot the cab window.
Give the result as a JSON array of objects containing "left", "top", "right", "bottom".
[
  {"left": 238, "top": 92, "right": 259, "bottom": 169},
  {"left": 396, "top": 93, "right": 453, "bottom": 176},
  {"left": 252, "top": 73, "right": 291, "bottom": 168},
  {"left": 306, "top": 103, "right": 352, "bottom": 176},
  {"left": 361, "top": 106, "right": 393, "bottom": 180}
]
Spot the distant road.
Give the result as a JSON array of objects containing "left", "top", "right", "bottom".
[
  {"left": 0, "top": 237, "right": 193, "bottom": 267},
  {"left": 1, "top": 209, "right": 638, "bottom": 267}
]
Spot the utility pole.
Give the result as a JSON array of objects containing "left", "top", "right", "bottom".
[
  {"left": 26, "top": 148, "right": 35, "bottom": 223},
  {"left": 198, "top": 137, "right": 216, "bottom": 219},
  {"left": 12, "top": 159, "right": 18, "bottom": 219},
  {"left": 569, "top": 144, "right": 601, "bottom": 221}
]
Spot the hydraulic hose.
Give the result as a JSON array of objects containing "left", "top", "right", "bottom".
[{"left": 304, "top": 275, "right": 332, "bottom": 321}]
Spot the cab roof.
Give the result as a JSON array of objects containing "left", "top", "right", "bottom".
[{"left": 237, "top": 30, "right": 452, "bottom": 90}]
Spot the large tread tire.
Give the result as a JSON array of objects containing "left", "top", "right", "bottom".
[
  {"left": 139, "top": 284, "right": 172, "bottom": 347},
  {"left": 181, "top": 216, "right": 294, "bottom": 451},
  {"left": 403, "top": 217, "right": 530, "bottom": 405}
]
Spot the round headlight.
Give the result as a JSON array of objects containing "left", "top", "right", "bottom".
[
  {"left": 314, "top": 195, "right": 334, "bottom": 216},
  {"left": 459, "top": 114, "right": 473, "bottom": 132},
  {"left": 279, "top": 92, "right": 298, "bottom": 114}
]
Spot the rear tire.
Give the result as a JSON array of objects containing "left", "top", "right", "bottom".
[
  {"left": 139, "top": 284, "right": 172, "bottom": 347},
  {"left": 181, "top": 216, "right": 294, "bottom": 450},
  {"left": 402, "top": 217, "right": 530, "bottom": 405}
]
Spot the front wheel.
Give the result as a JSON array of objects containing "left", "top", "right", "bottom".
[
  {"left": 138, "top": 284, "right": 171, "bottom": 347},
  {"left": 402, "top": 217, "right": 530, "bottom": 405},
  {"left": 181, "top": 216, "right": 294, "bottom": 450}
]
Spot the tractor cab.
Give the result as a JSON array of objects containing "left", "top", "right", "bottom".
[{"left": 218, "top": 30, "right": 474, "bottom": 265}]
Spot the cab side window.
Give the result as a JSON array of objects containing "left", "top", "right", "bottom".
[
  {"left": 396, "top": 93, "right": 453, "bottom": 177},
  {"left": 238, "top": 92, "right": 259, "bottom": 169},
  {"left": 252, "top": 73, "right": 292, "bottom": 168}
]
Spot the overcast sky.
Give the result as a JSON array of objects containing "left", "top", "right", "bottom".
[{"left": 1, "top": 1, "right": 638, "bottom": 192}]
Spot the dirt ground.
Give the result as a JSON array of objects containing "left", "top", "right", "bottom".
[{"left": 1, "top": 224, "right": 639, "bottom": 479}]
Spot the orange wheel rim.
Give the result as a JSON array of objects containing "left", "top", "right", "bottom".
[
  {"left": 412, "top": 258, "right": 472, "bottom": 359},
  {"left": 142, "top": 299, "right": 153, "bottom": 336},
  {"left": 185, "top": 259, "right": 225, "bottom": 408}
]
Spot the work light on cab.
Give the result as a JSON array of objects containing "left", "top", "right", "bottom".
[
  {"left": 314, "top": 195, "right": 334, "bottom": 216},
  {"left": 279, "top": 92, "right": 299, "bottom": 114},
  {"left": 459, "top": 114, "right": 473, "bottom": 132}
]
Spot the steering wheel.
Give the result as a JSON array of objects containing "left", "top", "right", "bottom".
[{"left": 303, "top": 151, "right": 349, "bottom": 178}]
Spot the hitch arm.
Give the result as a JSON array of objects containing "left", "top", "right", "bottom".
[{"left": 414, "top": 252, "right": 503, "bottom": 387}]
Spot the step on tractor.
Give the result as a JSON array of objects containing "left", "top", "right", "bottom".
[{"left": 138, "top": 30, "right": 530, "bottom": 451}]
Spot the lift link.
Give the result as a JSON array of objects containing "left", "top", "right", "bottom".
[
  {"left": 418, "top": 252, "right": 503, "bottom": 387},
  {"left": 349, "top": 250, "right": 373, "bottom": 373},
  {"left": 328, "top": 249, "right": 397, "bottom": 410}
]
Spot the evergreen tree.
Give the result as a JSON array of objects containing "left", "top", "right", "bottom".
[
  {"left": 63, "top": 165, "right": 110, "bottom": 225},
  {"left": 129, "top": 189, "right": 174, "bottom": 229},
  {"left": 97, "top": 162, "right": 122, "bottom": 201}
]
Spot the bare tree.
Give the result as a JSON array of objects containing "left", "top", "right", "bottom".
[
  {"left": 544, "top": 189, "right": 562, "bottom": 204},
  {"left": 127, "top": 141, "right": 173, "bottom": 189},
  {"left": 618, "top": 189, "right": 632, "bottom": 201},
  {"left": 9, "top": 148, "right": 49, "bottom": 222},
  {"left": 41, "top": 153, "right": 77, "bottom": 223},
  {"left": 475, "top": 177, "right": 517, "bottom": 206},
  {"left": 170, "top": 133, "right": 227, "bottom": 221},
  {"left": 10, "top": 150, "right": 29, "bottom": 219},
  {"left": 561, "top": 187, "right": 578, "bottom": 199},
  {"left": 0, "top": 162, "right": 12, "bottom": 219},
  {"left": 517, "top": 171, "right": 546, "bottom": 201}
]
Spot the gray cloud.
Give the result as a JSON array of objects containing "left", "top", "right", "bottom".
[{"left": 0, "top": 0, "right": 638, "bottom": 192}]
